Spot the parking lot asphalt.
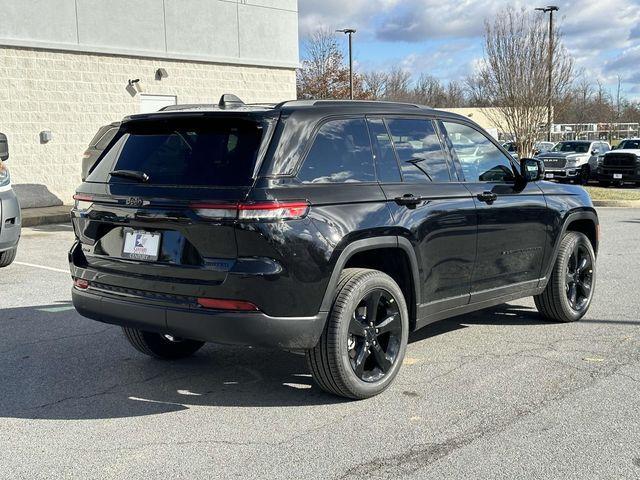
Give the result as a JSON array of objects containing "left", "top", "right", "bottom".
[{"left": 1, "top": 209, "right": 639, "bottom": 479}]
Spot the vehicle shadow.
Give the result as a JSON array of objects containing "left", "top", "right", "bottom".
[
  {"left": 0, "top": 301, "right": 618, "bottom": 421},
  {"left": 409, "top": 303, "right": 547, "bottom": 343}
]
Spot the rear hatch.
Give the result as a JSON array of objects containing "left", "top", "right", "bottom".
[{"left": 71, "top": 112, "right": 275, "bottom": 292}]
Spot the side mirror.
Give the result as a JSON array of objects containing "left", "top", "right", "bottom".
[
  {"left": 0, "top": 133, "right": 8, "bottom": 161},
  {"left": 520, "top": 157, "right": 545, "bottom": 182},
  {"left": 591, "top": 149, "right": 599, "bottom": 155}
]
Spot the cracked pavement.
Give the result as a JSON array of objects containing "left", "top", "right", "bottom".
[{"left": 0, "top": 209, "right": 639, "bottom": 479}]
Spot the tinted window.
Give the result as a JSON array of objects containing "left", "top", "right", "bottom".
[
  {"left": 552, "top": 142, "right": 590, "bottom": 153},
  {"left": 367, "top": 118, "right": 401, "bottom": 183},
  {"left": 618, "top": 140, "right": 640, "bottom": 150},
  {"left": 299, "top": 118, "right": 374, "bottom": 183},
  {"left": 385, "top": 118, "right": 451, "bottom": 183},
  {"left": 442, "top": 122, "right": 514, "bottom": 182},
  {"left": 94, "top": 127, "right": 119, "bottom": 150},
  {"left": 86, "top": 117, "right": 266, "bottom": 186}
]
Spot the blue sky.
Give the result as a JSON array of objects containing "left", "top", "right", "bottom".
[{"left": 298, "top": 0, "right": 640, "bottom": 100}]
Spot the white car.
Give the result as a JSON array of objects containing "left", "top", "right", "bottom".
[{"left": 502, "top": 141, "right": 518, "bottom": 160}]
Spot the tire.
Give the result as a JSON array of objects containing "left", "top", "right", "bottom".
[
  {"left": 0, "top": 247, "right": 17, "bottom": 267},
  {"left": 122, "top": 327, "right": 205, "bottom": 359},
  {"left": 598, "top": 180, "right": 611, "bottom": 188},
  {"left": 306, "top": 268, "right": 409, "bottom": 399},
  {"left": 534, "top": 232, "right": 596, "bottom": 322},
  {"left": 578, "top": 166, "right": 590, "bottom": 185}
]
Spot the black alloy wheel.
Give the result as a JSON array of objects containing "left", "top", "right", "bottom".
[
  {"left": 534, "top": 231, "right": 596, "bottom": 322},
  {"left": 306, "top": 268, "right": 409, "bottom": 399},
  {"left": 347, "top": 288, "right": 403, "bottom": 382},
  {"left": 565, "top": 243, "right": 593, "bottom": 312}
]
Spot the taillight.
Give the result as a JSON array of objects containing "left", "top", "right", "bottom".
[
  {"left": 197, "top": 298, "right": 259, "bottom": 311},
  {"left": 74, "top": 278, "right": 89, "bottom": 290},
  {"left": 238, "top": 201, "right": 309, "bottom": 221},
  {"left": 191, "top": 200, "right": 309, "bottom": 222},
  {"left": 190, "top": 203, "right": 238, "bottom": 220},
  {"left": 81, "top": 151, "right": 91, "bottom": 159},
  {"left": 73, "top": 193, "right": 93, "bottom": 211}
]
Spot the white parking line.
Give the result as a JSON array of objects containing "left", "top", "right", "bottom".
[{"left": 13, "top": 261, "right": 69, "bottom": 274}]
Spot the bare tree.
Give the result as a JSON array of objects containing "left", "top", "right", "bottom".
[
  {"left": 476, "top": 7, "right": 573, "bottom": 157},
  {"left": 362, "top": 71, "right": 388, "bottom": 100},
  {"left": 465, "top": 73, "right": 491, "bottom": 107},
  {"left": 412, "top": 74, "right": 446, "bottom": 106},
  {"left": 297, "top": 28, "right": 367, "bottom": 100},
  {"left": 445, "top": 80, "right": 466, "bottom": 107},
  {"left": 383, "top": 67, "right": 413, "bottom": 102}
]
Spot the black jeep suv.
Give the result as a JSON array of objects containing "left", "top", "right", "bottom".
[{"left": 70, "top": 97, "right": 599, "bottom": 399}]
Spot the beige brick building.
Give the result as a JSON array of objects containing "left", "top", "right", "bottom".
[{"left": 0, "top": 0, "right": 299, "bottom": 206}]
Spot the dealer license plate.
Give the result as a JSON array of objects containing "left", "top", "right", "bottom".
[
  {"left": 122, "top": 231, "right": 161, "bottom": 261},
  {"left": 613, "top": 173, "right": 623, "bottom": 179},
  {"left": 545, "top": 173, "right": 554, "bottom": 179}
]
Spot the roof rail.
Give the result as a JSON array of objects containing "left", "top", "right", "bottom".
[
  {"left": 274, "top": 99, "right": 428, "bottom": 109},
  {"left": 315, "top": 100, "right": 424, "bottom": 109},
  {"left": 159, "top": 103, "right": 216, "bottom": 111}
]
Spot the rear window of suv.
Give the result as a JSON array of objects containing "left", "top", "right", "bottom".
[{"left": 86, "top": 117, "right": 268, "bottom": 186}]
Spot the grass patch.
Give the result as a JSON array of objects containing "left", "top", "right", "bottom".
[{"left": 584, "top": 186, "right": 640, "bottom": 201}]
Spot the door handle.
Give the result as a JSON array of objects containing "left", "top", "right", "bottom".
[
  {"left": 477, "top": 191, "right": 498, "bottom": 204},
  {"left": 394, "top": 194, "right": 422, "bottom": 208}
]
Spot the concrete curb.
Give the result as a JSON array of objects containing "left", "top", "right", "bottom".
[
  {"left": 21, "top": 205, "right": 72, "bottom": 227},
  {"left": 592, "top": 200, "right": 640, "bottom": 208}
]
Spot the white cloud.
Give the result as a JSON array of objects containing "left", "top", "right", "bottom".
[
  {"left": 297, "top": 0, "right": 399, "bottom": 39},
  {"left": 299, "top": 0, "right": 640, "bottom": 98}
]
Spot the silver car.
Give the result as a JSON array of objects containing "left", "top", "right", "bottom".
[{"left": 0, "top": 132, "right": 21, "bottom": 267}]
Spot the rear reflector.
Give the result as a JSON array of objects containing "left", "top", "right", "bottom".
[
  {"left": 191, "top": 200, "right": 309, "bottom": 221},
  {"left": 74, "top": 278, "right": 89, "bottom": 290},
  {"left": 197, "top": 298, "right": 259, "bottom": 311}
]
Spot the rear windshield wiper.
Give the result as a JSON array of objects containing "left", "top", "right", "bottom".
[{"left": 109, "top": 170, "right": 149, "bottom": 183}]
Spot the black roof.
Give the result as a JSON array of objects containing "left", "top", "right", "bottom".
[{"left": 124, "top": 95, "right": 471, "bottom": 124}]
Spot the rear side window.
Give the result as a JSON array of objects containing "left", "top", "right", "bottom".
[
  {"left": 86, "top": 118, "right": 266, "bottom": 186},
  {"left": 94, "top": 127, "right": 118, "bottom": 150},
  {"left": 367, "top": 118, "right": 401, "bottom": 183},
  {"left": 385, "top": 118, "right": 451, "bottom": 183},
  {"left": 298, "top": 118, "right": 374, "bottom": 183}
]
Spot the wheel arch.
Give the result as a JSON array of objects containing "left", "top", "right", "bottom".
[
  {"left": 542, "top": 209, "right": 599, "bottom": 284},
  {"left": 319, "top": 236, "right": 421, "bottom": 329}
]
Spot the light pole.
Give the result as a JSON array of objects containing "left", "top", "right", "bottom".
[
  {"left": 536, "top": 5, "right": 559, "bottom": 142},
  {"left": 336, "top": 28, "right": 356, "bottom": 99}
]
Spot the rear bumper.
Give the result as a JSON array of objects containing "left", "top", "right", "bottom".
[
  {"left": 0, "top": 188, "right": 21, "bottom": 252},
  {"left": 72, "top": 287, "right": 327, "bottom": 350}
]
